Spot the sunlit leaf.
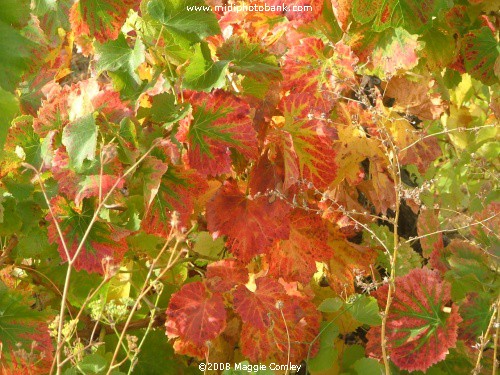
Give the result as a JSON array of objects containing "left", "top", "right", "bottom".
[
  {"left": 206, "top": 180, "right": 290, "bottom": 262},
  {"left": 165, "top": 281, "right": 227, "bottom": 345}
]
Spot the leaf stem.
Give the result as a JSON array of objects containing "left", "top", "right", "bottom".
[
  {"left": 34, "top": 141, "right": 159, "bottom": 375},
  {"left": 380, "top": 127, "right": 403, "bottom": 375},
  {"left": 472, "top": 297, "right": 500, "bottom": 375},
  {"left": 107, "top": 234, "right": 186, "bottom": 373}
]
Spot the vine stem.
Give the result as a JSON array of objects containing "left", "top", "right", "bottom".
[
  {"left": 26, "top": 142, "right": 159, "bottom": 375},
  {"left": 404, "top": 213, "right": 499, "bottom": 245},
  {"left": 279, "top": 305, "right": 291, "bottom": 375},
  {"left": 107, "top": 235, "right": 186, "bottom": 373},
  {"left": 493, "top": 300, "right": 499, "bottom": 375},
  {"left": 127, "top": 292, "right": 162, "bottom": 375},
  {"left": 472, "top": 297, "right": 500, "bottom": 375},
  {"left": 380, "top": 127, "right": 403, "bottom": 375}
]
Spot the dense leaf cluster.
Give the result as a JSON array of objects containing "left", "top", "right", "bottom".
[{"left": 0, "top": 0, "right": 498, "bottom": 374}]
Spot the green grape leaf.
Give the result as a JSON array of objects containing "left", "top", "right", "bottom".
[
  {"left": 348, "top": 295, "right": 381, "bottom": 326},
  {"left": 317, "top": 297, "right": 343, "bottom": 313},
  {"left": 138, "top": 93, "right": 191, "bottom": 125},
  {"left": 61, "top": 113, "right": 97, "bottom": 172},
  {"left": 217, "top": 36, "right": 282, "bottom": 80},
  {"left": 192, "top": 231, "right": 224, "bottom": 259},
  {"left": 241, "top": 76, "right": 271, "bottom": 99},
  {"left": 459, "top": 292, "right": 496, "bottom": 345},
  {"left": 352, "top": 0, "right": 448, "bottom": 33},
  {"left": 95, "top": 34, "right": 145, "bottom": 76},
  {"left": 352, "top": 357, "right": 384, "bottom": 374},
  {"left": 0, "top": 0, "right": 31, "bottom": 26},
  {"left": 371, "top": 27, "right": 421, "bottom": 76},
  {"left": 420, "top": 28, "right": 456, "bottom": 71},
  {"left": 15, "top": 226, "right": 55, "bottom": 259},
  {"left": 0, "top": 196, "right": 22, "bottom": 236},
  {"left": 0, "top": 88, "right": 20, "bottom": 149},
  {"left": 308, "top": 322, "right": 339, "bottom": 371},
  {"left": 0, "top": 22, "right": 36, "bottom": 92},
  {"left": 462, "top": 27, "right": 500, "bottom": 86},
  {"left": 147, "top": 0, "right": 220, "bottom": 43},
  {"left": 77, "top": 353, "right": 109, "bottom": 374},
  {"left": 0, "top": 282, "right": 45, "bottom": 346},
  {"left": 183, "top": 43, "right": 229, "bottom": 92}
]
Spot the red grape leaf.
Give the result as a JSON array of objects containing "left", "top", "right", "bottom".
[
  {"left": 351, "top": 0, "right": 382, "bottom": 25},
  {"left": 206, "top": 180, "right": 290, "bottom": 262},
  {"left": 348, "top": 23, "right": 383, "bottom": 64},
  {"left": 329, "top": 41, "right": 359, "bottom": 94},
  {"left": 248, "top": 148, "right": 285, "bottom": 195},
  {"left": 69, "top": 0, "right": 140, "bottom": 42},
  {"left": 462, "top": 27, "right": 500, "bottom": 86},
  {"left": 274, "top": 94, "right": 338, "bottom": 189},
  {"left": 177, "top": 90, "right": 258, "bottom": 177},
  {"left": 51, "top": 147, "right": 124, "bottom": 206},
  {"left": 33, "top": 84, "right": 70, "bottom": 136},
  {"left": 233, "top": 277, "right": 286, "bottom": 330},
  {"left": 417, "top": 208, "right": 444, "bottom": 258},
  {"left": 165, "top": 281, "right": 227, "bottom": 346},
  {"left": 282, "top": 38, "right": 358, "bottom": 96},
  {"left": 470, "top": 202, "right": 500, "bottom": 243},
  {"left": 46, "top": 197, "right": 129, "bottom": 274},
  {"left": 282, "top": 38, "right": 332, "bottom": 96},
  {"left": 142, "top": 166, "right": 208, "bottom": 236},
  {"left": 435, "top": 240, "right": 494, "bottom": 285},
  {"left": 206, "top": 259, "right": 249, "bottom": 293},
  {"left": 1, "top": 321, "right": 53, "bottom": 375},
  {"left": 444, "top": 5, "right": 469, "bottom": 34},
  {"left": 34, "top": 80, "right": 131, "bottom": 137},
  {"left": 331, "top": 0, "right": 352, "bottom": 30},
  {"left": 239, "top": 323, "right": 273, "bottom": 363},
  {"left": 172, "top": 338, "right": 207, "bottom": 360},
  {"left": 367, "top": 268, "right": 461, "bottom": 372},
  {"left": 86, "top": 83, "right": 133, "bottom": 122},
  {"left": 240, "top": 296, "right": 321, "bottom": 363},
  {"left": 268, "top": 209, "right": 332, "bottom": 284},
  {"left": 66, "top": 79, "right": 131, "bottom": 122}
]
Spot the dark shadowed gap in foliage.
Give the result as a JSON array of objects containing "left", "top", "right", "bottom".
[
  {"left": 356, "top": 189, "right": 376, "bottom": 216},
  {"left": 360, "top": 158, "right": 370, "bottom": 180},
  {"left": 296, "top": 361, "right": 309, "bottom": 375},
  {"left": 348, "top": 231, "right": 363, "bottom": 245},
  {"left": 400, "top": 168, "right": 418, "bottom": 188},
  {"left": 378, "top": 200, "right": 422, "bottom": 255},
  {"left": 340, "top": 326, "right": 368, "bottom": 345}
]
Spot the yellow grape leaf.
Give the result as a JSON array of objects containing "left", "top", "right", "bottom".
[{"left": 327, "top": 226, "right": 376, "bottom": 295}]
